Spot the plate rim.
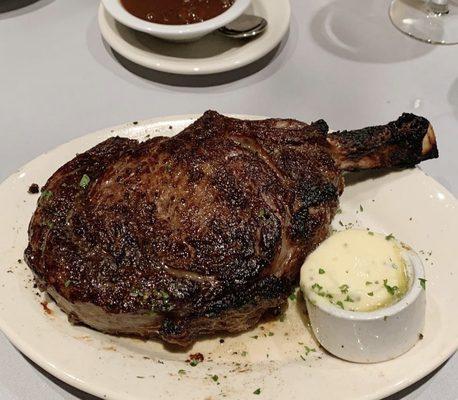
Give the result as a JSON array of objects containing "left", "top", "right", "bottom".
[
  {"left": 0, "top": 114, "right": 457, "bottom": 400},
  {"left": 97, "top": 0, "right": 291, "bottom": 75}
]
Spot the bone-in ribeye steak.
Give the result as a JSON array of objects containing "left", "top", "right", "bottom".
[{"left": 25, "top": 111, "right": 438, "bottom": 345}]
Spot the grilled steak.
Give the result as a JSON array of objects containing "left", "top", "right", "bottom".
[{"left": 25, "top": 111, "right": 438, "bottom": 345}]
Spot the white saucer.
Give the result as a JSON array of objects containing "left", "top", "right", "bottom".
[{"left": 98, "top": 0, "right": 291, "bottom": 75}]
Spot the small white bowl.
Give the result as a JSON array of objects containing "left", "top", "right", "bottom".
[
  {"left": 302, "top": 250, "right": 426, "bottom": 363},
  {"left": 101, "top": 0, "right": 252, "bottom": 42}
]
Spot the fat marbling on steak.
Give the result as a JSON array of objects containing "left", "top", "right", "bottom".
[{"left": 25, "top": 111, "right": 438, "bottom": 345}]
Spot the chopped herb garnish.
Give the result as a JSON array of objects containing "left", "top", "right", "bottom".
[
  {"left": 383, "top": 316, "right": 388, "bottom": 321},
  {"left": 385, "top": 233, "right": 395, "bottom": 241},
  {"left": 164, "top": 162, "right": 172, "bottom": 172},
  {"left": 339, "top": 284, "right": 349, "bottom": 294},
  {"left": 79, "top": 174, "right": 90, "bottom": 189},
  {"left": 130, "top": 289, "right": 142, "bottom": 297},
  {"left": 304, "top": 346, "right": 316, "bottom": 356},
  {"left": 344, "top": 295, "right": 354, "bottom": 302},
  {"left": 289, "top": 293, "right": 297, "bottom": 301},
  {"left": 338, "top": 220, "right": 344, "bottom": 227},
  {"left": 383, "top": 279, "right": 398, "bottom": 295},
  {"left": 160, "top": 290, "right": 169, "bottom": 300},
  {"left": 258, "top": 208, "right": 267, "bottom": 219},
  {"left": 418, "top": 333, "right": 424, "bottom": 340},
  {"left": 279, "top": 314, "right": 286, "bottom": 322},
  {"left": 44, "top": 220, "right": 54, "bottom": 229},
  {"left": 253, "top": 388, "right": 261, "bottom": 395},
  {"left": 367, "top": 292, "right": 374, "bottom": 297},
  {"left": 312, "top": 283, "right": 323, "bottom": 291},
  {"left": 359, "top": 205, "right": 363, "bottom": 212},
  {"left": 241, "top": 351, "right": 248, "bottom": 357},
  {"left": 268, "top": 332, "right": 274, "bottom": 336},
  {"left": 365, "top": 281, "right": 373, "bottom": 286},
  {"left": 189, "top": 360, "right": 199, "bottom": 367},
  {"left": 40, "top": 190, "right": 53, "bottom": 200},
  {"left": 178, "top": 369, "right": 186, "bottom": 375},
  {"left": 251, "top": 335, "right": 258, "bottom": 339},
  {"left": 419, "top": 278, "right": 426, "bottom": 290},
  {"left": 318, "top": 268, "right": 325, "bottom": 274},
  {"left": 64, "top": 280, "right": 72, "bottom": 288},
  {"left": 368, "top": 231, "right": 374, "bottom": 236},
  {"left": 336, "top": 301, "right": 344, "bottom": 309},
  {"left": 211, "top": 375, "right": 219, "bottom": 382}
]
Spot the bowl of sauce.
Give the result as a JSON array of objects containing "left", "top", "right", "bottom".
[
  {"left": 101, "top": 0, "right": 252, "bottom": 42},
  {"left": 300, "top": 229, "right": 426, "bottom": 363}
]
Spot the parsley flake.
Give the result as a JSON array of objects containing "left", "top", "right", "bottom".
[
  {"left": 164, "top": 162, "right": 172, "bottom": 172},
  {"left": 40, "top": 190, "right": 53, "bottom": 200},
  {"left": 319, "top": 268, "right": 325, "bottom": 274},
  {"left": 367, "top": 292, "right": 374, "bottom": 297},
  {"left": 312, "top": 283, "right": 323, "bottom": 291},
  {"left": 336, "top": 301, "right": 344, "bottom": 309},
  {"left": 130, "top": 289, "right": 142, "bottom": 297},
  {"left": 79, "top": 174, "right": 90, "bottom": 189},
  {"left": 339, "top": 284, "right": 349, "bottom": 294},
  {"left": 253, "top": 388, "right": 261, "bottom": 395},
  {"left": 419, "top": 278, "right": 426, "bottom": 290},
  {"left": 258, "top": 208, "right": 268, "bottom": 219},
  {"left": 383, "top": 279, "right": 398, "bottom": 295},
  {"left": 385, "top": 233, "right": 395, "bottom": 241}
]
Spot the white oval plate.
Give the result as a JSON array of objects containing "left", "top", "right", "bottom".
[
  {"left": 0, "top": 115, "right": 457, "bottom": 400},
  {"left": 97, "top": 0, "right": 290, "bottom": 75}
]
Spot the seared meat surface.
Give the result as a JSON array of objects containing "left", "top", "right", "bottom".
[{"left": 25, "top": 111, "right": 438, "bottom": 345}]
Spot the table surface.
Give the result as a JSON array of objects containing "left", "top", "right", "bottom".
[{"left": 0, "top": 0, "right": 457, "bottom": 399}]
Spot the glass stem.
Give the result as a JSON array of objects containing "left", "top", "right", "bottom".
[{"left": 430, "top": 0, "right": 449, "bottom": 14}]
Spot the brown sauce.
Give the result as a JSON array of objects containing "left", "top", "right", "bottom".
[{"left": 121, "top": 0, "right": 235, "bottom": 25}]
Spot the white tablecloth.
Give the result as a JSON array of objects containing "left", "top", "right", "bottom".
[{"left": 0, "top": 0, "right": 456, "bottom": 398}]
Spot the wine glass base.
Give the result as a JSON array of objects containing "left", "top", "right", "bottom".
[{"left": 390, "top": 0, "right": 458, "bottom": 44}]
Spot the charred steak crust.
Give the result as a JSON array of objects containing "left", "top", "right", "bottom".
[
  {"left": 25, "top": 111, "right": 437, "bottom": 345},
  {"left": 25, "top": 111, "right": 341, "bottom": 344}
]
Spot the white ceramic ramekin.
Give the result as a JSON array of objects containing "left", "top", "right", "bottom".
[
  {"left": 101, "top": 0, "right": 252, "bottom": 42},
  {"left": 302, "top": 250, "right": 426, "bottom": 363}
]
